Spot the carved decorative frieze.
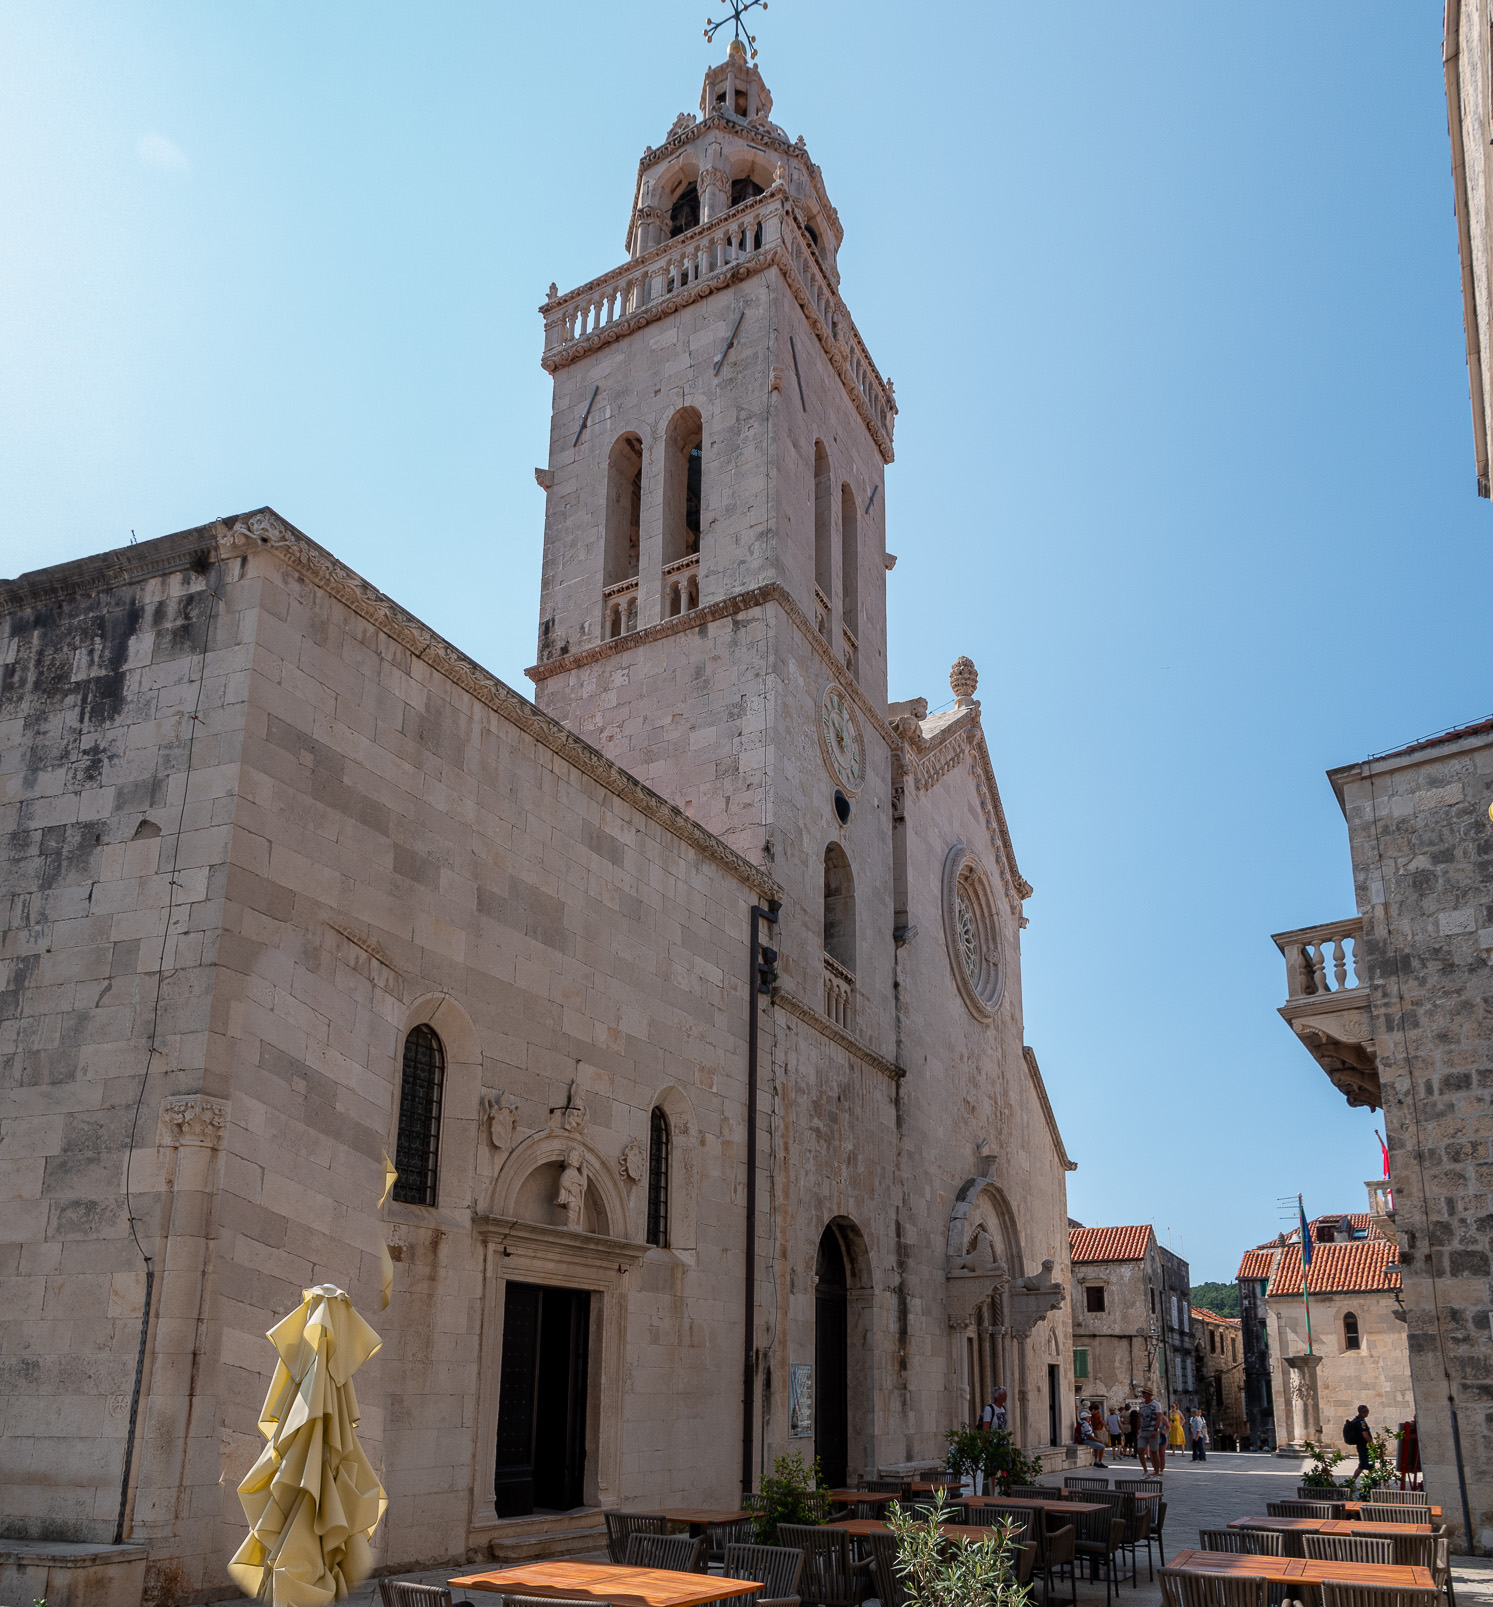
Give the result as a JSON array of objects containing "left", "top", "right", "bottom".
[{"left": 158, "top": 1095, "right": 229, "bottom": 1149}]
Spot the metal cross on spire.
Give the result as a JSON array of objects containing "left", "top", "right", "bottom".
[{"left": 704, "top": 0, "right": 767, "bottom": 62}]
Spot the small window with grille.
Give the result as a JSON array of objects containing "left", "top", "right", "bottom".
[
  {"left": 393, "top": 1024, "right": 444, "bottom": 1207},
  {"left": 646, "top": 1106, "right": 670, "bottom": 1248}
]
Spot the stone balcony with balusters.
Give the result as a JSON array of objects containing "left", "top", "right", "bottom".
[
  {"left": 539, "top": 189, "right": 896, "bottom": 463},
  {"left": 1271, "top": 915, "right": 1380, "bottom": 1109}
]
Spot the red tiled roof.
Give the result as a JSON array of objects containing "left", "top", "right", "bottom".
[
  {"left": 1268, "top": 1238, "right": 1400, "bottom": 1297},
  {"left": 1372, "top": 715, "right": 1493, "bottom": 762},
  {"left": 1237, "top": 1249, "right": 1274, "bottom": 1281},
  {"left": 1069, "top": 1225, "right": 1153, "bottom": 1263},
  {"left": 1192, "top": 1307, "right": 1241, "bottom": 1326}
]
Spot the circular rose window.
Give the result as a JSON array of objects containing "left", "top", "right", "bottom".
[{"left": 941, "top": 844, "right": 1003, "bottom": 1021}]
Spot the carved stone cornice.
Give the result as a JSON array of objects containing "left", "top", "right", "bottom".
[
  {"left": 770, "top": 984, "right": 903, "bottom": 1082},
  {"left": 158, "top": 1095, "right": 229, "bottom": 1149},
  {"left": 1023, "top": 1047, "right": 1076, "bottom": 1173},
  {"left": 541, "top": 197, "right": 894, "bottom": 463},
  {"left": 891, "top": 709, "right": 1031, "bottom": 918},
  {"left": 526, "top": 578, "right": 899, "bottom": 763}
]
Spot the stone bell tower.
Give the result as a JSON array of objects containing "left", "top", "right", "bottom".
[{"left": 525, "top": 41, "right": 899, "bottom": 1034}]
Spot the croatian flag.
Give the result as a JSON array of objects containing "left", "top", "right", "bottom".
[{"left": 1299, "top": 1197, "right": 1313, "bottom": 1267}]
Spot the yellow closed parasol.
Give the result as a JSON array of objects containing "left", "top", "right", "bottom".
[{"left": 228, "top": 1284, "right": 388, "bottom": 1607}]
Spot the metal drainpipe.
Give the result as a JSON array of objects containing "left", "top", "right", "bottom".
[{"left": 743, "top": 899, "right": 780, "bottom": 1499}]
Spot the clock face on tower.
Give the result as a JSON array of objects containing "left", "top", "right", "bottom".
[{"left": 818, "top": 683, "right": 865, "bottom": 795}]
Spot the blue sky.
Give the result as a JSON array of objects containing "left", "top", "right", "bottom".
[{"left": 3, "top": 3, "right": 1484, "bottom": 1283}]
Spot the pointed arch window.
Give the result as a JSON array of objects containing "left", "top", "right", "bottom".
[
  {"left": 647, "top": 1106, "right": 670, "bottom": 1248},
  {"left": 1343, "top": 1311, "right": 1361, "bottom": 1351},
  {"left": 393, "top": 1024, "right": 444, "bottom": 1207}
]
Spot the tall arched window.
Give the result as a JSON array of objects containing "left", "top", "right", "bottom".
[
  {"left": 1343, "top": 1311, "right": 1361, "bottom": 1351},
  {"left": 823, "top": 844, "right": 856, "bottom": 974},
  {"left": 393, "top": 1024, "right": 445, "bottom": 1206},
  {"left": 840, "top": 483, "right": 858, "bottom": 634},
  {"left": 646, "top": 1106, "right": 670, "bottom": 1248},
  {"left": 604, "top": 433, "right": 643, "bottom": 589},
  {"left": 813, "top": 442, "right": 832, "bottom": 622},
  {"left": 663, "top": 408, "right": 703, "bottom": 567}
]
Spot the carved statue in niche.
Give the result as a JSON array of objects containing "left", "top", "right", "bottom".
[{"left": 557, "top": 1146, "right": 588, "bottom": 1229}]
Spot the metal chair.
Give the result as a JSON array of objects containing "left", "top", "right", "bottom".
[
  {"left": 1040, "top": 1523, "right": 1078, "bottom": 1607},
  {"left": 1302, "top": 1535, "right": 1395, "bottom": 1566},
  {"left": 1299, "top": 1486, "right": 1349, "bottom": 1503},
  {"left": 777, "top": 1524, "right": 874, "bottom": 1607},
  {"left": 605, "top": 1511, "right": 667, "bottom": 1564},
  {"left": 1360, "top": 1505, "right": 1434, "bottom": 1525},
  {"left": 1016, "top": 1542, "right": 1039, "bottom": 1588},
  {"left": 1011, "top": 1484, "right": 1060, "bottom": 1501},
  {"left": 1065, "top": 1474, "right": 1112, "bottom": 1491},
  {"left": 1074, "top": 1512, "right": 1129, "bottom": 1607},
  {"left": 723, "top": 1543, "right": 805, "bottom": 1607},
  {"left": 861, "top": 1479, "right": 909, "bottom": 1495},
  {"left": 1388, "top": 1535, "right": 1436, "bottom": 1573},
  {"left": 864, "top": 1530, "right": 906, "bottom": 1607},
  {"left": 1200, "top": 1531, "right": 1284, "bottom": 1556},
  {"left": 378, "top": 1585, "right": 476, "bottom": 1607},
  {"left": 708, "top": 1518, "right": 759, "bottom": 1567},
  {"left": 1116, "top": 1478, "right": 1162, "bottom": 1493},
  {"left": 1319, "top": 1586, "right": 1441, "bottom": 1607},
  {"left": 1365, "top": 1490, "right": 1430, "bottom": 1507},
  {"left": 625, "top": 1533, "right": 710, "bottom": 1573},
  {"left": 1155, "top": 1498, "right": 1168, "bottom": 1563},
  {"left": 1159, "top": 1569, "right": 1268, "bottom": 1607}
]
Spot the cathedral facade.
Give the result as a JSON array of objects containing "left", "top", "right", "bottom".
[{"left": 0, "top": 47, "right": 1076, "bottom": 1606}]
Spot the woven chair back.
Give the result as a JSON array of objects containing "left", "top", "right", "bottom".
[
  {"left": 624, "top": 1533, "right": 709, "bottom": 1573},
  {"left": 1267, "top": 1501, "right": 1338, "bottom": 1520},
  {"left": 1200, "top": 1529, "right": 1283, "bottom": 1557},
  {"left": 604, "top": 1512, "right": 667, "bottom": 1564},
  {"left": 1319, "top": 1585, "right": 1441, "bottom": 1607},
  {"left": 1065, "top": 1475, "right": 1111, "bottom": 1491},
  {"left": 1359, "top": 1504, "right": 1429, "bottom": 1525},
  {"left": 777, "top": 1524, "right": 859, "bottom": 1607},
  {"left": 1301, "top": 1535, "right": 1394, "bottom": 1566},
  {"left": 723, "top": 1542, "right": 806, "bottom": 1606},
  {"left": 1364, "top": 1490, "right": 1429, "bottom": 1506},
  {"left": 864, "top": 1530, "right": 905, "bottom": 1607},
  {"left": 379, "top": 1584, "right": 455, "bottom": 1607},
  {"left": 1159, "top": 1568, "right": 1268, "bottom": 1607}
]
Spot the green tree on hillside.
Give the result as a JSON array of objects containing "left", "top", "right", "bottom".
[{"left": 1190, "top": 1281, "right": 1241, "bottom": 1318}]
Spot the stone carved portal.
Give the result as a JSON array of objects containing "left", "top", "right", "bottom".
[
  {"left": 491, "top": 1131, "right": 623, "bottom": 1239},
  {"left": 945, "top": 1178, "right": 1063, "bottom": 1448}
]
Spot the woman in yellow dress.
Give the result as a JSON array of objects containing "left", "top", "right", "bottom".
[{"left": 1168, "top": 1404, "right": 1185, "bottom": 1454}]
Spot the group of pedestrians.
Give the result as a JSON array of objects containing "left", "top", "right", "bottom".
[{"left": 1075, "top": 1385, "right": 1212, "bottom": 1472}]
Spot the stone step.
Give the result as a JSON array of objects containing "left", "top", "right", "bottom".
[{"left": 486, "top": 1511, "right": 608, "bottom": 1564}]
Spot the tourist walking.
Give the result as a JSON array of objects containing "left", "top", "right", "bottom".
[
  {"left": 1344, "top": 1404, "right": 1373, "bottom": 1472},
  {"left": 1136, "top": 1387, "right": 1167, "bottom": 1476},
  {"left": 1188, "top": 1409, "right": 1209, "bottom": 1461},
  {"left": 1105, "top": 1406, "right": 1123, "bottom": 1455},
  {"left": 1167, "top": 1404, "right": 1185, "bottom": 1457}
]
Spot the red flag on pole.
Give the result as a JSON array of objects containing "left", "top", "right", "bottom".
[{"left": 1375, "top": 1130, "right": 1390, "bottom": 1177}]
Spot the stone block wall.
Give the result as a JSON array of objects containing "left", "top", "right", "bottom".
[
  {"left": 1268, "top": 1292, "right": 1413, "bottom": 1452},
  {"left": 1335, "top": 728, "right": 1493, "bottom": 1549}
]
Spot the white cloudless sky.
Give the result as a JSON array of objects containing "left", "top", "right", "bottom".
[{"left": 2, "top": 2, "right": 1485, "bottom": 1281}]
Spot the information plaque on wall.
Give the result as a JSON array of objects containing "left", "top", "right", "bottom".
[{"left": 789, "top": 1364, "right": 813, "bottom": 1438}]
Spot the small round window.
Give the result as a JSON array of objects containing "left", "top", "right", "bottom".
[{"left": 941, "top": 844, "right": 1004, "bottom": 1021}]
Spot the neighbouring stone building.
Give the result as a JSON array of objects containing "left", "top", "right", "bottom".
[
  {"left": 1068, "top": 1225, "right": 1187, "bottom": 1419},
  {"left": 1245, "top": 1214, "right": 1412, "bottom": 1458},
  {"left": 1271, "top": 719, "right": 1493, "bottom": 1547},
  {"left": 1191, "top": 1306, "right": 1247, "bottom": 1450},
  {"left": 1446, "top": 0, "right": 1493, "bottom": 497},
  {"left": 0, "top": 44, "right": 1080, "bottom": 1607},
  {"left": 1237, "top": 1247, "right": 1277, "bottom": 1451}
]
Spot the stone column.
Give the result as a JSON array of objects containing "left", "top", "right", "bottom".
[
  {"left": 1281, "top": 1354, "right": 1323, "bottom": 1450},
  {"left": 699, "top": 149, "right": 730, "bottom": 226}
]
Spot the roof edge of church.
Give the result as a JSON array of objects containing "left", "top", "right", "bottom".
[{"left": 1, "top": 507, "right": 782, "bottom": 905}]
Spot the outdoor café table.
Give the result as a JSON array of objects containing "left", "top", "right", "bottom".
[
  {"left": 631, "top": 1508, "right": 754, "bottom": 1536},
  {"left": 1166, "top": 1548, "right": 1434, "bottom": 1597},
  {"left": 450, "top": 1562, "right": 763, "bottom": 1607},
  {"left": 1341, "top": 1501, "right": 1441, "bottom": 1520},
  {"left": 826, "top": 1490, "right": 899, "bottom": 1507},
  {"left": 1232, "top": 1518, "right": 1435, "bottom": 1537},
  {"left": 826, "top": 1520, "right": 1003, "bottom": 1544},
  {"left": 963, "top": 1495, "right": 1109, "bottom": 1518}
]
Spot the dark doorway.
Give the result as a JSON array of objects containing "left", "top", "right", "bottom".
[
  {"left": 1048, "top": 1364, "right": 1061, "bottom": 1446},
  {"left": 815, "top": 1228, "right": 848, "bottom": 1487},
  {"left": 493, "top": 1283, "right": 591, "bottom": 1516}
]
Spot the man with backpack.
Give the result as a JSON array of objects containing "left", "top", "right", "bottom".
[{"left": 1344, "top": 1404, "right": 1373, "bottom": 1471}]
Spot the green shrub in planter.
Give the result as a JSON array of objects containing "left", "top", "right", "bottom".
[
  {"left": 885, "top": 1493, "right": 1033, "bottom": 1607},
  {"left": 748, "top": 1452, "right": 829, "bottom": 1544}
]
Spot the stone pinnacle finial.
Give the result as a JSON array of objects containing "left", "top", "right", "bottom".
[{"left": 950, "top": 656, "right": 978, "bottom": 707}]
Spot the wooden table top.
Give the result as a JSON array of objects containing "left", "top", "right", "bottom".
[
  {"left": 964, "top": 1495, "right": 1109, "bottom": 1516},
  {"left": 1342, "top": 1502, "right": 1441, "bottom": 1520},
  {"left": 630, "top": 1508, "right": 753, "bottom": 1526},
  {"left": 1167, "top": 1550, "right": 1435, "bottom": 1590},
  {"left": 451, "top": 1563, "right": 763, "bottom": 1607},
  {"left": 826, "top": 1520, "right": 1001, "bottom": 1542},
  {"left": 1233, "top": 1517, "right": 1435, "bottom": 1537},
  {"left": 827, "top": 1490, "right": 899, "bottom": 1505}
]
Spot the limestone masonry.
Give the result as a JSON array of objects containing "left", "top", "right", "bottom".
[{"left": 0, "top": 46, "right": 1077, "bottom": 1607}]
